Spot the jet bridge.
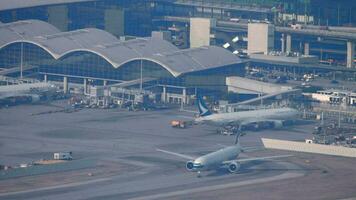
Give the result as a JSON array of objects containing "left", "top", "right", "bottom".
[
  {"left": 104, "top": 77, "right": 157, "bottom": 89},
  {"left": 0, "top": 66, "right": 38, "bottom": 76},
  {"left": 226, "top": 76, "right": 292, "bottom": 95},
  {"left": 221, "top": 88, "right": 301, "bottom": 112}
]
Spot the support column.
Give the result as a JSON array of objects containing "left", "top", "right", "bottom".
[
  {"left": 63, "top": 76, "right": 68, "bottom": 94},
  {"left": 83, "top": 78, "right": 87, "bottom": 94},
  {"left": 44, "top": 74, "right": 47, "bottom": 82},
  {"left": 162, "top": 86, "right": 167, "bottom": 103},
  {"left": 304, "top": 42, "right": 310, "bottom": 55},
  {"left": 104, "top": 8, "right": 124, "bottom": 38},
  {"left": 103, "top": 80, "right": 107, "bottom": 86},
  {"left": 190, "top": 18, "right": 215, "bottom": 48},
  {"left": 281, "top": 34, "right": 285, "bottom": 53},
  {"left": 182, "top": 88, "right": 187, "bottom": 104},
  {"left": 286, "top": 34, "right": 292, "bottom": 53},
  {"left": 347, "top": 41, "right": 355, "bottom": 68}
]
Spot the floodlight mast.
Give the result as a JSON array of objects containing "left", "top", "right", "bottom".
[
  {"left": 20, "top": 42, "right": 24, "bottom": 79},
  {"left": 140, "top": 59, "right": 143, "bottom": 91}
]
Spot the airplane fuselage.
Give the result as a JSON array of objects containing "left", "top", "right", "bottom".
[
  {"left": 0, "top": 82, "right": 56, "bottom": 100},
  {"left": 195, "top": 107, "right": 298, "bottom": 126},
  {"left": 190, "top": 144, "right": 242, "bottom": 171}
]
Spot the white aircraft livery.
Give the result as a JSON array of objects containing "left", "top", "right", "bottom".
[
  {"left": 157, "top": 134, "right": 291, "bottom": 176},
  {"left": 0, "top": 82, "right": 57, "bottom": 104},
  {"left": 195, "top": 96, "right": 299, "bottom": 128}
]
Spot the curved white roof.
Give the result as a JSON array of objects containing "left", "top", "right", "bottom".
[
  {"left": 0, "top": 20, "right": 60, "bottom": 48},
  {"left": 151, "top": 46, "right": 239, "bottom": 75},
  {"left": 0, "top": 20, "right": 243, "bottom": 77}
]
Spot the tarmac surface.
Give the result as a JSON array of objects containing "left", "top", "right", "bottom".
[{"left": 0, "top": 101, "right": 356, "bottom": 200}]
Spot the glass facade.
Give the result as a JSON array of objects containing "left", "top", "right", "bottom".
[
  {"left": 0, "top": 43, "right": 174, "bottom": 81},
  {"left": 0, "top": 42, "right": 53, "bottom": 69},
  {"left": 0, "top": 0, "right": 153, "bottom": 37}
]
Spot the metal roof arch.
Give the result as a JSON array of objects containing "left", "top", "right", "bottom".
[
  {"left": 116, "top": 57, "right": 180, "bottom": 77},
  {"left": 0, "top": 40, "right": 61, "bottom": 59},
  {"left": 58, "top": 48, "right": 120, "bottom": 68}
]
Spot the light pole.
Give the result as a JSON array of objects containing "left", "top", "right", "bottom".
[
  {"left": 140, "top": 59, "right": 143, "bottom": 91},
  {"left": 20, "top": 42, "right": 24, "bottom": 79}
]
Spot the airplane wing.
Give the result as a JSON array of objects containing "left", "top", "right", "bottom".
[
  {"left": 156, "top": 148, "right": 195, "bottom": 160},
  {"left": 223, "top": 154, "right": 293, "bottom": 165},
  {"left": 241, "top": 146, "right": 265, "bottom": 153}
]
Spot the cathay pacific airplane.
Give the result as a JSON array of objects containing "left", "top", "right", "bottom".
[
  {"left": 157, "top": 133, "right": 291, "bottom": 176},
  {"left": 194, "top": 97, "right": 299, "bottom": 129}
]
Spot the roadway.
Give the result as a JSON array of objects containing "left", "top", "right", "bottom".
[
  {"left": 173, "top": 0, "right": 272, "bottom": 13},
  {"left": 0, "top": 102, "right": 356, "bottom": 199},
  {"left": 160, "top": 15, "right": 356, "bottom": 41}
]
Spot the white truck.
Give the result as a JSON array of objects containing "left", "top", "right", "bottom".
[{"left": 54, "top": 152, "right": 73, "bottom": 160}]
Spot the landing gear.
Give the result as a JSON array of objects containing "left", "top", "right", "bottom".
[
  {"left": 217, "top": 125, "right": 239, "bottom": 136},
  {"left": 197, "top": 171, "right": 202, "bottom": 178}
]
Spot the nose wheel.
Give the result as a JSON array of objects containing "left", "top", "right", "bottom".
[{"left": 197, "top": 171, "right": 202, "bottom": 178}]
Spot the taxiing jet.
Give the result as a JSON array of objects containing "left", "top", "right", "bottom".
[
  {"left": 195, "top": 96, "right": 299, "bottom": 129},
  {"left": 157, "top": 133, "right": 291, "bottom": 176}
]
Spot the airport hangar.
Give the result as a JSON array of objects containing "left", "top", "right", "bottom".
[{"left": 0, "top": 19, "right": 247, "bottom": 104}]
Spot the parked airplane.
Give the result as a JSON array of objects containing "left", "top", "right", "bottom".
[
  {"left": 0, "top": 82, "right": 57, "bottom": 106},
  {"left": 157, "top": 133, "right": 291, "bottom": 176},
  {"left": 195, "top": 97, "right": 299, "bottom": 129}
]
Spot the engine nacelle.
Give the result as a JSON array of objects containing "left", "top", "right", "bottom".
[
  {"left": 228, "top": 161, "right": 241, "bottom": 173},
  {"left": 186, "top": 161, "right": 194, "bottom": 171},
  {"left": 272, "top": 120, "right": 283, "bottom": 128}
]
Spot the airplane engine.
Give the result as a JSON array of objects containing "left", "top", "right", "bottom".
[
  {"left": 272, "top": 120, "right": 283, "bottom": 128},
  {"left": 186, "top": 161, "right": 194, "bottom": 171},
  {"left": 228, "top": 161, "right": 241, "bottom": 173}
]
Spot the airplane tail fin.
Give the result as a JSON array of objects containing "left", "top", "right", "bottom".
[{"left": 197, "top": 96, "right": 212, "bottom": 117}]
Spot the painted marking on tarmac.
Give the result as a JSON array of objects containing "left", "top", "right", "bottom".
[
  {"left": 128, "top": 171, "right": 304, "bottom": 200},
  {"left": 0, "top": 177, "right": 112, "bottom": 197},
  {"left": 175, "top": 115, "right": 195, "bottom": 120}
]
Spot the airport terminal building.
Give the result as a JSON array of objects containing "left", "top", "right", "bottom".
[
  {"left": 0, "top": 19, "right": 245, "bottom": 103},
  {"left": 1, "top": 0, "right": 354, "bottom": 105}
]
